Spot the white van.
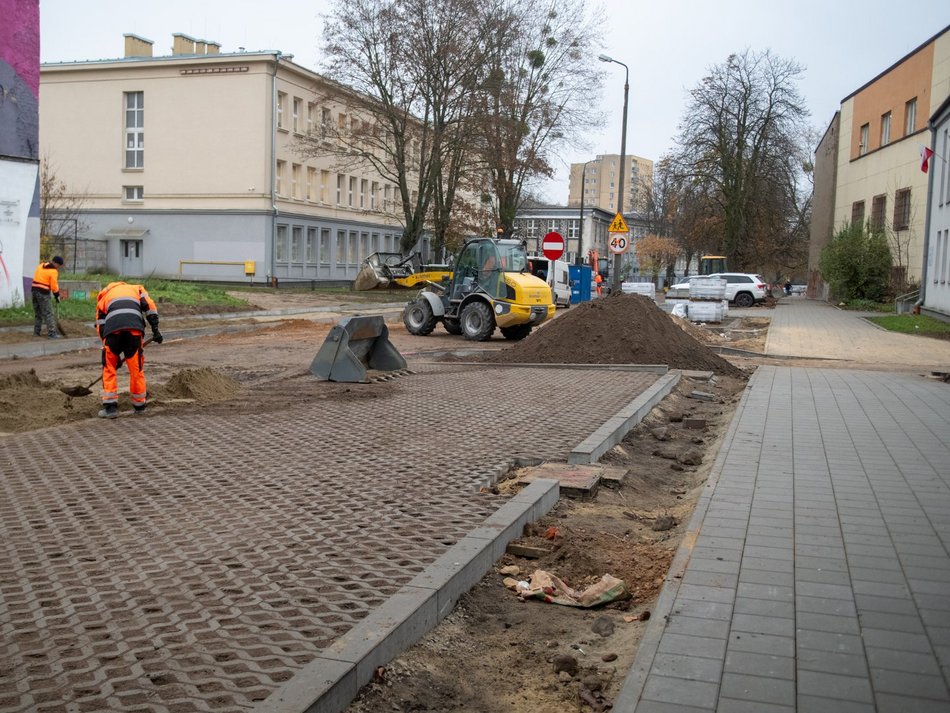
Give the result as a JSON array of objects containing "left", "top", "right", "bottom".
[{"left": 528, "top": 256, "right": 571, "bottom": 307}]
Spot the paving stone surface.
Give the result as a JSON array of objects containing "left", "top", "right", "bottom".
[
  {"left": 0, "top": 363, "right": 659, "bottom": 712},
  {"left": 624, "top": 365, "right": 950, "bottom": 712}
]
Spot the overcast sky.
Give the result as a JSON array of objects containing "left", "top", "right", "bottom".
[{"left": 40, "top": 0, "right": 950, "bottom": 204}]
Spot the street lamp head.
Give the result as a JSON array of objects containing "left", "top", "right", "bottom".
[{"left": 598, "top": 54, "right": 613, "bottom": 63}]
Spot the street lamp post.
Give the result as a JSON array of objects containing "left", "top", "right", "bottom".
[
  {"left": 599, "top": 53, "right": 629, "bottom": 292},
  {"left": 577, "top": 160, "right": 593, "bottom": 266}
]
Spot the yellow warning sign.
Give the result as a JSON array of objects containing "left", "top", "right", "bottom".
[{"left": 608, "top": 213, "right": 629, "bottom": 233}]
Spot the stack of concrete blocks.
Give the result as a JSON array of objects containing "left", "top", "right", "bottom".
[
  {"left": 620, "top": 282, "right": 657, "bottom": 302},
  {"left": 687, "top": 277, "right": 727, "bottom": 323}
]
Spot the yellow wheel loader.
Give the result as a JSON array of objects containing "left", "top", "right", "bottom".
[
  {"left": 402, "top": 237, "right": 555, "bottom": 341},
  {"left": 354, "top": 252, "right": 452, "bottom": 291}
]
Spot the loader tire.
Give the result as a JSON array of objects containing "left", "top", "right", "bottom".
[
  {"left": 404, "top": 299, "right": 438, "bottom": 335},
  {"left": 500, "top": 324, "right": 532, "bottom": 341},
  {"left": 443, "top": 319, "right": 462, "bottom": 335},
  {"left": 460, "top": 301, "right": 495, "bottom": 341}
]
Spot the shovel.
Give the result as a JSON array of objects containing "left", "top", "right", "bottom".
[
  {"left": 53, "top": 300, "right": 67, "bottom": 337},
  {"left": 61, "top": 336, "right": 155, "bottom": 397}
]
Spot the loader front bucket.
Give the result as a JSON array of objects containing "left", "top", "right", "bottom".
[{"left": 310, "top": 315, "right": 407, "bottom": 383}]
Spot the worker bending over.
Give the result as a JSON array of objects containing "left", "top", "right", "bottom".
[{"left": 95, "top": 281, "right": 163, "bottom": 419}]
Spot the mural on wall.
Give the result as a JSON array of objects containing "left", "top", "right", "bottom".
[{"left": 0, "top": 0, "right": 40, "bottom": 308}]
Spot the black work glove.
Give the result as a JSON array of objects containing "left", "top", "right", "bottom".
[
  {"left": 54, "top": 294, "right": 60, "bottom": 303},
  {"left": 151, "top": 330, "right": 164, "bottom": 344}
]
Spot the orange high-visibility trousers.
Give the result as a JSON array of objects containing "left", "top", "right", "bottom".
[{"left": 101, "top": 332, "right": 147, "bottom": 406}]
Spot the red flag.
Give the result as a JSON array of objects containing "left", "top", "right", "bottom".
[{"left": 921, "top": 145, "right": 934, "bottom": 173}]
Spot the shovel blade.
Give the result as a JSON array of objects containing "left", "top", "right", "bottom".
[{"left": 61, "top": 385, "right": 92, "bottom": 397}]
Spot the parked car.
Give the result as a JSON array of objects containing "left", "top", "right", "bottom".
[
  {"left": 710, "top": 273, "right": 768, "bottom": 307},
  {"left": 668, "top": 273, "right": 767, "bottom": 307}
]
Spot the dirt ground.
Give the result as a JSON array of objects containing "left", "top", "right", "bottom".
[{"left": 0, "top": 293, "right": 765, "bottom": 711}]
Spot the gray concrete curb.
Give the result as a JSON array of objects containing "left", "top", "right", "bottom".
[
  {"left": 569, "top": 371, "right": 681, "bottom": 465},
  {"left": 611, "top": 367, "right": 759, "bottom": 711},
  {"left": 254, "top": 478, "right": 560, "bottom": 713}
]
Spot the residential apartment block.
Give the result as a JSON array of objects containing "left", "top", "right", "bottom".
[
  {"left": 809, "top": 26, "right": 950, "bottom": 293},
  {"left": 40, "top": 33, "right": 424, "bottom": 283},
  {"left": 567, "top": 154, "right": 653, "bottom": 213}
]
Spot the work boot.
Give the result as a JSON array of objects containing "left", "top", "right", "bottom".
[
  {"left": 48, "top": 333, "right": 61, "bottom": 339},
  {"left": 98, "top": 404, "right": 118, "bottom": 419},
  {"left": 133, "top": 404, "right": 147, "bottom": 415}
]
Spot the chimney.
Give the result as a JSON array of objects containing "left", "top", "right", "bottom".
[
  {"left": 195, "top": 40, "right": 207, "bottom": 54},
  {"left": 172, "top": 32, "right": 198, "bottom": 55},
  {"left": 123, "top": 33, "right": 154, "bottom": 58},
  {"left": 206, "top": 41, "right": 221, "bottom": 55}
]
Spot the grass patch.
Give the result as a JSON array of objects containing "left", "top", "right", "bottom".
[
  {"left": 0, "top": 275, "right": 249, "bottom": 327},
  {"left": 868, "top": 314, "right": 950, "bottom": 338},
  {"left": 839, "top": 299, "right": 895, "bottom": 312}
]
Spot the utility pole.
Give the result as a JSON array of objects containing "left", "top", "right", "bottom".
[{"left": 599, "top": 54, "right": 629, "bottom": 292}]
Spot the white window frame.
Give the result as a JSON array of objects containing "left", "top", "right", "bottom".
[
  {"left": 124, "top": 91, "right": 144, "bottom": 169},
  {"left": 277, "top": 92, "right": 287, "bottom": 130},
  {"left": 123, "top": 185, "right": 144, "bottom": 202},
  {"left": 880, "top": 111, "right": 891, "bottom": 146},
  {"left": 905, "top": 98, "right": 917, "bottom": 136},
  {"left": 292, "top": 98, "right": 301, "bottom": 133},
  {"left": 291, "top": 226, "right": 302, "bottom": 262}
]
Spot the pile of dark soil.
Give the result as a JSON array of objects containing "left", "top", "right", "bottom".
[{"left": 490, "top": 293, "right": 745, "bottom": 377}]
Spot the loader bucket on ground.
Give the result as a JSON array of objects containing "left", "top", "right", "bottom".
[{"left": 310, "top": 315, "right": 407, "bottom": 383}]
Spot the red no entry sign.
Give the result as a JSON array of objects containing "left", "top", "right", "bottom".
[{"left": 542, "top": 231, "right": 565, "bottom": 260}]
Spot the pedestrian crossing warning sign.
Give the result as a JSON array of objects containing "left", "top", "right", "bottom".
[{"left": 608, "top": 213, "right": 629, "bottom": 233}]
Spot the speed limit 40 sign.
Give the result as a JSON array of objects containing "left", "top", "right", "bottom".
[{"left": 608, "top": 232, "right": 629, "bottom": 254}]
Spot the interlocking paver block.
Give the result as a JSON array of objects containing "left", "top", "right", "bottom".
[{"left": 0, "top": 364, "right": 660, "bottom": 712}]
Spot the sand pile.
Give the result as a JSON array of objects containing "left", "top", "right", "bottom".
[
  {"left": 154, "top": 367, "right": 241, "bottom": 402},
  {"left": 0, "top": 370, "right": 101, "bottom": 432},
  {"left": 489, "top": 293, "right": 745, "bottom": 377}
]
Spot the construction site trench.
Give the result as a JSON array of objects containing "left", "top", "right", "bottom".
[{"left": 0, "top": 293, "right": 762, "bottom": 713}]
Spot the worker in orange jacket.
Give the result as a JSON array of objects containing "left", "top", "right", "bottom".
[
  {"left": 95, "top": 281, "right": 163, "bottom": 418},
  {"left": 31, "top": 255, "right": 64, "bottom": 338}
]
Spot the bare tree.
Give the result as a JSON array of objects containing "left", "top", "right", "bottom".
[
  {"left": 478, "top": 0, "right": 604, "bottom": 236},
  {"left": 303, "top": 0, "right": 495, "bottom": 256},
  {"left": 670, "top": 50, "right": 810, "bottom": 272},
  {"left": 39, "top": 154, "right": 88, "bottom": 266}
]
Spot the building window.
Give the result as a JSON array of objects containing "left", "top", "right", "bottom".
[
  {"left": 336, "top": 230, "right": 346, "bottom": 266},
  {"left": 306, "top": 228, "right": 317, "bottom": 263},
  {"left": 291, "top": 226, "right": 303, "bottom": 262},
  {"left": 851, "top": 200, "right": 865, "bottom": 226},
  {"left": 124, "top": 91, "right": 144, "bottom": 169},
  {"left": 880, "top": 112, "right": 891, "bottom": 146},
  {"left": 568, "top": 220, "right": 579, "bottom": 239},
  {"left": 905, "top": 98, "right": 917, "bottom": 136},
  {"left": 370, "top": 181, "right": 378, "bottom": 210},
  {"left": 360, "top": 179, "right": 368, "bottom": 208},
  {"left": 275, "top": 160, "right": 285, "bottom": 196},
  {"left": 321, "top": 108, "right": 332, "bottom": 138},
  {"left": 859, "top": 123, "right": 869, "bottom": 156},
  {"left": 277, "top": 92, "right": 286, "bottom": 130},
  {"left": 307, "top": 102, "right": 316, "bottom": 134},
  {"left": 871, "top": 194, "right": 886, "bottom": 232},
  {"left": 123, "top": 185, "right": 144, "bottom": 202},
  {"left": 348, "top": 177, "right": 356, "bottom": 207},
  {"left": 292, "top": 98, "right": 301, "bottom": 133},
  {"left": 320, "top": 228, "right": 330, "bottom": 265},
  {"left": 307, "top": 167, "right": 317, "bottom": 201},
  {"left": 321, "top": 170, "right": 330, "bottom": 203},
  {"left": 361, "top": 232, "right": 370, "bottom": 261},
  {"left": 383, "top": 185, "right": 392, "bottom": 211},
  {"left": 348, "top": 230, "right": 359, "bottom": 263},
  {"left": 893, "top": 188, "right": 911, "bottom": 231},
  {"left": 291, "top": 163, "right": 301, "bottom": 199},
  {"left": 336, "top": 174, "right": 344, "bottom": 204},
  {"left": 275, "top": 225, "right": 287, "bottom": 262}
]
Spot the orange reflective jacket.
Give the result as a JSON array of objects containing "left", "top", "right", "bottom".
[
  {"left": 95, "top": 281, "right": 159, "bottom": 339},
  {"left": 31, "top": 263, "right": 60, "bottom": 296}
]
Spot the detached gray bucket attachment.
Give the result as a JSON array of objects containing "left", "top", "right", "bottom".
[{"left": 310, "top": 315, "right": 407, "bottom": 383}]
